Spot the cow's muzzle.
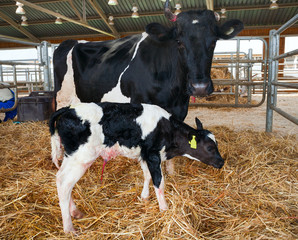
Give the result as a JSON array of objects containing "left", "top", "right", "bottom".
[{"left": 191, "top": 80, "right": 214, "bottom": 97}]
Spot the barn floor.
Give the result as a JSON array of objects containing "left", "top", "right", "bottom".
[
  {"left": 0, "top": 95, "right": 297, "bottom": 239},
  {"left": 186, "top": 94, "right": 298, "bottom": 137}
]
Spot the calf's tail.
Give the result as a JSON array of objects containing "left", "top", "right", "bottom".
[{"left": 49, "top": 107, "right": 69, "bottom": 169}]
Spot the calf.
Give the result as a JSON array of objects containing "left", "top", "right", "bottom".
[{"left": 49, "top": 102, "right": 224, "bottom": 233}]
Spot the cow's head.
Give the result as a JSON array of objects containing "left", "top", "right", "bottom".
[
  {"left": 183, "top": 118, "right": 224, "bottom": 169},
  {"left": 146, "top": 0, "right": 243, "bottom": 97}
]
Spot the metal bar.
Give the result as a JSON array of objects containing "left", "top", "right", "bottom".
[
  {"left": 273, "top": 49, "right": 298, "bottom": 61},
  {"left": 271, "top": 105, "right": 298, "bottom": 125},
  {"left": 0, "top": 34, "right": 41, "bottom": 46},
  {"left": 272, "top": 82, "right": 298, "bottom": 89},
  {"left": 190, "top": 98, "right": 265, "bottom": 108},
  {"left": 213, "top": 59, "right": 265, "bottom": 63},
  {"left": 212, "top": 80, "right": 265, "bottom": 86},
  {"left": 0, "top": 60, "right": 43, "bottom": 66},
  {"left": 274, "top": 14, "right": 298, "bottom": 35}
]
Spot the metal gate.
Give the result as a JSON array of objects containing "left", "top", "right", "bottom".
[
  {"left": 190, "top": 36, "right": 268, "bottom": 108},
  {"left": 266, "top": 14, "right": 298, "bottom": 132},
  {"left": 0, "top": 36, "right": 52, "bottom": 113}
]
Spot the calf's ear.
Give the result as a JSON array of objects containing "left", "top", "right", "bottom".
[
  {"left": 146, "top": 22, "right": 176, "bottom": 42},
  {"left": 217, "top": 19, "right": 244, "bottom": 39},
  {"left": 195, "top": 118, "right": 203, "bottom": 130}
]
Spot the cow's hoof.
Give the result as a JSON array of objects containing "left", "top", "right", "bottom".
[
  {"left": 64, "top": 227, "right": 77, "bottom": 234},
  {"left": 71, "top": 209, "right": 84, "bottom": 219},
  {"left": 159, "top": 205, "right": 168, "bottom": 211},
  {"left": 141, "top": 196, "right": 150, "bottom": 202}
]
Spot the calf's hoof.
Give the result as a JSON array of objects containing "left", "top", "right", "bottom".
[{"left": 71, "top": 209, "right": 85, "bottom": 219}]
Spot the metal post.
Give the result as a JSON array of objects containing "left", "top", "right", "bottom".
[
  {"left": 0, "top": 65, "right": 3, "bottom": 82},
  {"left": 41, "top": 41, "right": 51, "bottom": 91},
  {"left": 266, "top": 30, "right": 278, "bottom": 132},
  {"left": 247, "top": 48, "right": 253, "bottom": 103},
  {"left": 235, "top": 39, "right": 240, "bottom": 105}
]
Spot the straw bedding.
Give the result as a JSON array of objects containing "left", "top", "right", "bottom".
[{"left": 0, "top": 120, "right": 297, "bottom": 239}]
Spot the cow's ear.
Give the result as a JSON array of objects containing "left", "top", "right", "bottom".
[
  {"left": 146, "top": 22, "right": 176, "bottom": 42},
  {"left": 217, "top": 19, "right": 244, "bottom": 39},
  {"left": 195, "top": 117, "right": 203, "bottom": 130}
]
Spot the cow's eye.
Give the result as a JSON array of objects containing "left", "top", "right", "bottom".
[
  {"left": 177, "top": 40, "right": 184, "bottom": 48},
  {"left": 207, "top": 146, "right": 214, "bottom": 152}
]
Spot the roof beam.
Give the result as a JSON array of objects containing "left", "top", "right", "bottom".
[
  {"left": 0, "top": 10, "right": 40, "bottom": 42},
  {"left": 67, "top": 0, "right": 84, "bottom": 22},
  {"left": 87, "top": 0, "right": 120, "bottom": 38},
  {"left": 14, "top": 0, "right": 116, "bottom": 38},
  {"left": 0, "top": 0, "right": 68, "bottom": 7}
]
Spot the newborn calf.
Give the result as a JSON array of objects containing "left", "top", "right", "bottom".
[{"left": 49, "top": 102, "right": 224, "bottom": 233}]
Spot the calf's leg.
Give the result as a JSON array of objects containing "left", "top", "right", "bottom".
[
  {"left": 166, "top": 159, "right": 174, "bottom": 175},
  {"left": 146, "top": 155, "right": 168, "bottom": 210},
  {"left": 56, "top": 157, "right": 94, "bottom": 233},
  {"left": 140, "top": 159, "right": 151, "bottom": 200}
]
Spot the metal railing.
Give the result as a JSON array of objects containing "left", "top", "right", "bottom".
[
  {"left": 266, "top": 14, "right": 298, "bottom": 132},
  {"left": 190, "top": 36, "right": 268, "bottom": 108},
  {"left": 0, "top": 36, "right": 52, "bottom": 113}
]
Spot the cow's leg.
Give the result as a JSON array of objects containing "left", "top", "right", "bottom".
[
  {"left": 146, "top": 155, "right": 168, "bottom": 211},
  {"left": 56, "top": 157, "right": 94, "bottom": 233},
  {"left": 166, "top": 159, "right": 175, "bottom": 175},
  {"left": 140, "top": 159, "right": 151, "bottom": 200}
]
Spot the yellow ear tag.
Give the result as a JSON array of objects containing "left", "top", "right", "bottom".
[{"left": 189, "top": 135, "right": 197, "bottom": 149}]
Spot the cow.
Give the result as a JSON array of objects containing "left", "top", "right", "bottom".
[
  {"left": 49, "top": 102, "right": 224, "bottom": 233},
  {"left": 53, "top": 0, "right": 243, "bottom": 121}
]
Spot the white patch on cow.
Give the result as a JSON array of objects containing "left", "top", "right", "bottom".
[
  {"left": 192, "top": 19, "right": 199, "bottom": 24},
  {"left": 159, "top": 147, "right": 167, "bottom": 161},
  {"left": 136, "top": 104, "right": 171, "bottom": 139},
  {"left": 118, "top": 145, "right": 141, "bottom": 159},
  {"left": 183, "top": 154, "right": 200, "bottom": 162},
  {"left": 73, "top": 103, "right": 103, "bottom": 124},
  {"left": 192, "top": 83, "right": 206, "bottom": 89},
  {"left": 78, "top": 40, "right": 88, "bottom": 43},
  {"left": 56, "top": 47, "right": 81, "bottom": 110},
  {"left": 207, "top": 133, "right": 216, "bottom": 144},
  {"left": 101, "top": 32, "right": 148, "bottom": 103}
]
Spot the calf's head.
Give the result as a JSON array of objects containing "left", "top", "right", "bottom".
[{"left": 182, "top": 118, "right": 224, "bottom": 169}]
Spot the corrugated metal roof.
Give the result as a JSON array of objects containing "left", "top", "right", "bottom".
[{"left": 0, "top": 0, "right": 297, "bottom": 42}]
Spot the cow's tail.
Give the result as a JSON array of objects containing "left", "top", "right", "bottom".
[{"left": 49, "top": 107, "right": 69, "bottom": 169}]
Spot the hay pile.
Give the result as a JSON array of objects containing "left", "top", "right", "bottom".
[{"left": 0, "top": 121, "right": 297, "bottom": 239}]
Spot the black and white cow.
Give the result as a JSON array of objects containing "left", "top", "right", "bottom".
[
  {"left": 49, "top": 102, "right": 224, "bottom": 233},
  {"left": 53, "top": 0, "right": 243, "bottom": 121}
]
